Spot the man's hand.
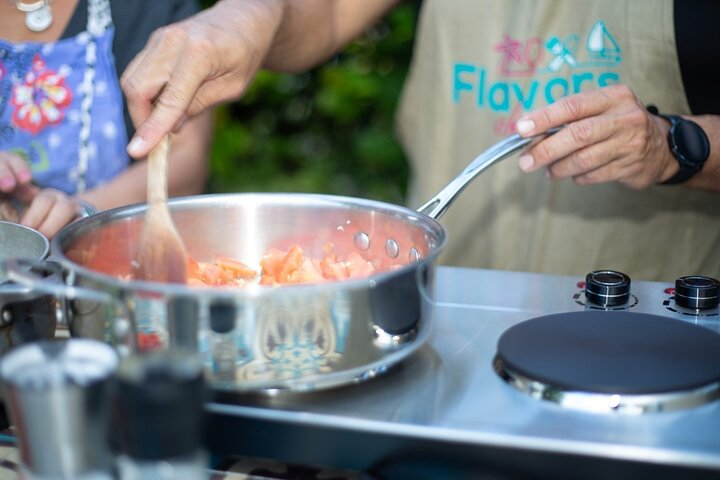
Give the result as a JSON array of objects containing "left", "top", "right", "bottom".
[{"left": 514, "top": 84, "right": 677, "bottom": 189}]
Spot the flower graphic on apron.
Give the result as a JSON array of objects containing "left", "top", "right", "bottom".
[{"left": 11, "top": 54, "right": 72, "bottom": 135}]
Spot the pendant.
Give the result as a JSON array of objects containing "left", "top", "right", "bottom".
[{"left": 24, "top": 3, "right": 53, "bottom": 32}]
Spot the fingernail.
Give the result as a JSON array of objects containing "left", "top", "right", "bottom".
[
  {"left": 516, "top": 118, "right": 535, "bottom": 136},
  {"left": 127, "top": 136, "right": 146, "bottom": 156},
  {"left": 518, "top": 154, "right": 534, "bottom": 172},
  {"left": 0, "top": 177, "right": 15, "bottom": 190}
]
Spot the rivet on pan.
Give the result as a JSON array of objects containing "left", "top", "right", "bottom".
[
  {"left": 1, "top": 309, "right": 12, "bottom": 326},
  {"left": 409, "top": 248, "right": 420, "bottom": 262},
  {"left": 354, "top": 232, "right": 370, "bottom": 250},
  {"left": 113, "top": 318, "right": 131, "bottom": 341},
  {"left": 385, "top": 239, "right": 399, "bottom": 259}
]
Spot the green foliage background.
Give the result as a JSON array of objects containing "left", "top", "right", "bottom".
[{"left": 200, "top": 3, "right": 416, "bottom": 205}]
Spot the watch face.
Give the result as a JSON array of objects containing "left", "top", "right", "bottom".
[{"left": 672, "top": 119, "right": 710, "bottom": 166}]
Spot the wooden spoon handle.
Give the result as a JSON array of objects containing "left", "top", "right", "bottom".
[{"left": 147, "top": 135, "right": 170, "bottom": 205}]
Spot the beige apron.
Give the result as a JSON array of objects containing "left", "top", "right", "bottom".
[{"left": 396, "top": 0, "right": 720, "bottom": 281}]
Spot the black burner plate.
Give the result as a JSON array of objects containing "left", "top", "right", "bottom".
[{"left": 496, "top": 311, "right": 720, "bottom": 394}]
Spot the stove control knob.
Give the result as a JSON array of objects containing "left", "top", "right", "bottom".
[
  {"left": 674, "top": 276, "right": 720, "bottom": 310},
  {"left": 585, "top": 270, "right": 631, "bottom": 307}
]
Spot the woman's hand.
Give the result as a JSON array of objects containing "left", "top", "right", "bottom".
[
  {"left": 0, "top": 150, "right": 33, "bottom": 193},
  {"left": 514, "top": 84, "right": 677, "bottom": 189},
  {"left": 0, "top": 151, "right": 85, "bottom": 238},
  {"left": 121, "top": 0, "right": 285, "bottom": 159},
  {"left": 17, "top": 187, "right": 83, "bottom": 239},
  {"left": 121, "top": 0, "right": 398, "bottom": 160}
]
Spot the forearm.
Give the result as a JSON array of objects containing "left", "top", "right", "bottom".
[
  {"left": 685, "top": 114, "right": 720, "bottom": 193},
  {"left": 262, "top": 0, "right": 401, "bottom": 72},
  {"left": 80, "top": 111, "right": 213, "bottom": 210},
  {"left": 122, "top": 0, "right": 400, "bottom": 159}
]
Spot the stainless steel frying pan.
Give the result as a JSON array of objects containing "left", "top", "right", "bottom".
[{"left": 7, "top": 131, "right": 555, "bottom": 393}]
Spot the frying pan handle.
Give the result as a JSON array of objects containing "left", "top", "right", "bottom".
[
  {"left": 5, "top": 258, "right": 136, "bottom": 354},
  {"left": 417, "top": 127, "right": 562, "bottom": 220}
]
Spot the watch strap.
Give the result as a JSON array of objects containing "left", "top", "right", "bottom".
[
  {"left": 647, "top": 105, "right": 710, "bottom": 185},
  {"left": 662, "top": 114, "right": 700, "bottom": 184}
]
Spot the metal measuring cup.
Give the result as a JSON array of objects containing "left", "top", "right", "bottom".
[{"left": 0, "top": 339, "right": 119, "bottom": 479}]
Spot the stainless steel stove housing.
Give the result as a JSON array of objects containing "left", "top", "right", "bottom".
[{"left": 206, "top": 268, "right": 720, "bottom": 480}]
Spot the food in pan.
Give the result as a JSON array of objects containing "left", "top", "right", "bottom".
[
  {"left": 186, "top": 243, "right": 377, "bottom": 288},
  {"left": 73, "top": 226, "right": 380, "bottom": 287}
]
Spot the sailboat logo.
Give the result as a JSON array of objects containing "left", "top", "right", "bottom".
[{"left": 585, "top": 20, "right": 621, "bottom": 66}]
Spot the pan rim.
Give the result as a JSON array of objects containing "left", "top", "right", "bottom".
[{"left": 51, "top": 192, "right": 447, "bottom": 298}]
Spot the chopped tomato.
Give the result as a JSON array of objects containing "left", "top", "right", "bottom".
[
  {"left": 186, "top": 256, "right": 202, "bottom": 279},
  {"left": 136, "top": 243, "right": 381, "bottom": 289},
  {"left": 137, "top": 332, "right": 163, "bottom": 351},
  {"left": 216, "top": 256, "right": 258, "bottom": 279},
  {"left": 259, "top": 248, "right": 284, "bottom": 285},
  {"left": 277, "top": 245, "right": 305, "bottom": 284},
  {"left": 320, "top": 252, "right": 348, "bottom": 281},
  {"left": 288, "top": 258, "right": 325, "bottom": 284},
  {"left": 345, "top": 252, "right": 376, "bottom": 278},
  {"left": 200, "top": 262, "right": 234, "bottom": 286},
  {"left": 187, "top": 277, "right": 207, "bottom": 287},
  {"left": 260, "top": 248, "right": 286, "bottom": 279}
]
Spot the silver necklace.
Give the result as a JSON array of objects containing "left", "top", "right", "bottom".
[{"left": 10, "top": 0, "right": 53, "bottom": 32}]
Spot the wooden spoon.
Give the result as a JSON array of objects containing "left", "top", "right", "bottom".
[{"left": 131, "top": 135, "right": 188, "bottom": 283}]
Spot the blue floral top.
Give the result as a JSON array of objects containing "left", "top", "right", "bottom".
[{"left": 0, "top": 0, "right": 128, "bottom": 195}]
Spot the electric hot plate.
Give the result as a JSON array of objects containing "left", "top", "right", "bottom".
[{"left": 494, "top": 311, "right": 720, "bottom": 413}]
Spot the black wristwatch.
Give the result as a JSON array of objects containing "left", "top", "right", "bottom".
[{"left": 647, "top": 105, "right": 710, "bottom": 185}]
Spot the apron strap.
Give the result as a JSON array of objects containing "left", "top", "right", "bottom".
[
  {"left": 87, "top": 0, "right": 112, "bottom": 37},
  {"left": 74, "top": 0, "right": 113, "bottom": 192}
]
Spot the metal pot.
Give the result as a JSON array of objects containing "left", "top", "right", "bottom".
[
  {"left": 0, "top": 221, "right": 56, "bottom": 352},
  {"left": 7, "top": 132, "right": 551, "bottom": 393}
]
